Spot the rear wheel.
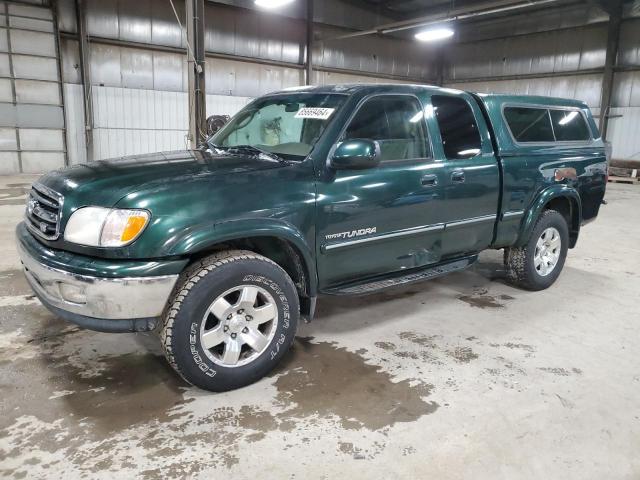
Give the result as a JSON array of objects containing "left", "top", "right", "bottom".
[
  {"left": 160, "top": 250, "right": 299, "bottom": 392},
  {"left": 504, "top": 209, "right": 569, "bottom": 291}
]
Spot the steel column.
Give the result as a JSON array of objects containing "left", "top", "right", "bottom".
[
  {"left": 306, "top": 0, "right": 314, "bottom": 85},
  {"left": 186, "top": 0, "right": 207, "bottom": 148},
  {"left": 75, "top": 0, "right": 93, "bottom": 161},
  {"left": 599, "top": 0, "right": 623, "bottom": 140}
]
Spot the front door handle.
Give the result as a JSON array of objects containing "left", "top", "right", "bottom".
[
  {"left": 421, "top": 174, "right": 438, "bottom": 187},
  {"left": 451, "top": 170, "right": 466, "bottom": 183}
]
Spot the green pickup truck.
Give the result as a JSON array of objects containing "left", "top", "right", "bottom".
[{"left": 17, "top": 84, "right": 607, "bottom": 391}]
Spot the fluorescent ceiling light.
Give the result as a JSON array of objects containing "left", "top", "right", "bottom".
[
  {"left": 255, "top": 0, "right": 295, "bottom": 8},
  {"left": 558, "top": 111, "right": 578, "bottom": 125},
  {"left": 415, "top": 27, "right": 454, "bottom": 42}
]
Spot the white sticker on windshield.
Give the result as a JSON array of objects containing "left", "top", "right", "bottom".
[{"left": 295, "top": 107, "right": 335, "bottom": 120}]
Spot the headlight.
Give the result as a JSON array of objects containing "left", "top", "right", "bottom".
[{"left": 64, "top": 207, "right": 150, "bottom": 247}]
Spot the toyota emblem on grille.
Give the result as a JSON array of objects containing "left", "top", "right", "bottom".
[{"left": 39, "top": 222, "right": 48, "bottom": 233}]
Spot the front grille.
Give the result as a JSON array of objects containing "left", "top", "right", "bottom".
[{"left": 25, "top": 183, "right": 63, "bottom": 241}]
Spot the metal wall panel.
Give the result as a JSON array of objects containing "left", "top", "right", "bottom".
[
  {"left": 0, "top": 52, "right": 10, "bottom": 76},
  {"left": 76, "top": 1, "right": 429, "bottom": 82},
  {"left": 55, "top": 0, "right": 77, "bottom": 34},
  {"left": 12, "top": 54, "right": 58, "bottom": 81},
  {"left": 0, "top": 27, "right": 8, "bottom": 52},
  {"left": 89, "top": 43, "right": 122, "bottom": 86},
  {"left": 19, "top": 128, "right": 64, "bottom": 150},
  {"left": 612, "top": 70, "right": 640, "bottom": 108},
  {"left": 150, "top": 0, "right": 184, "bottom": 48},
  {"left": 86, "top": 0, "right": 118, "bottom": 39},
  {"left": 0, "top": 151, "right": 19, "bottom": 174},
  {"left": 16, "top": 104, "right": 64, "bottom": 128},
  {"left": 445, "top": 74, "right": 603, "bottom": 108},
  {"left": 120, "top": 47, "right": 154, "bottom": 89},
  {"left": 0, "top": 127, "right": 16, "bottom": 150},
  {"left": 118, "top": 0, "right": 152, "bottom": 44},
  {"left": 21, "top": 151, "right": 64, "bottom": 173},
  {"left": 153, "top": 51, "right": 185, "bottom": 92},
  {"left": 63, "top": 82, "right": 86, "bottom": 164},
  {"left": 0, "top": 104, "right": 17, "bottom": 126},
  {"left": 604, "top": 107, "right": 640, "bottom": 160},
  {"left": 0, "top": 77, "right": 11, "bottom": 102},
  {"left": 86, "top": 85, "right": 252, "bottom": 160},
  {"left": 9, "top": 29, "right": 56, "bottom": 57},
  {"left": 8, "top": 3, "right": 52, "bottom": 20},
  {"left": 619, "top": 18, "right": 640, "bottom": 66},
  {"left": 445, "top": 24, "right": 607, "bottom": 81},
  {"left": 0, "top": 1, "right": 64, "bottom": 174},
  {"left": 9, "top": 16, "right": 54, "bottom": 33},
  {"left": 60, "top": 37, "right": 80, "bottom": 84},
  {"left": 455, "top": 4, "right": 607, "bottom": 44},
  {"left": 15, "top": 79, "right": 60, "bottom": 104}
]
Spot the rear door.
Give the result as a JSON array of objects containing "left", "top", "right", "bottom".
[{"left": 427, "top": 92, "right": 501, "bottom": 256}]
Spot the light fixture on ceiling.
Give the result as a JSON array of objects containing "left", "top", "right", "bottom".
[
  {"left": 415, "top": 27, "right": 454, "bottom": 42},
  {"left": 255, "top": 0, "right": 295, "bottom": 9}
]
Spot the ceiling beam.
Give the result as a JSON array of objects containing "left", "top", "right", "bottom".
[{"left": 325, "top": 0, "right": 563, "bottom": 40}]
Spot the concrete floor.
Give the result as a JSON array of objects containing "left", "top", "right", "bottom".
[{"left": 0, "top": 175, "right": 638, "bottom": 480}]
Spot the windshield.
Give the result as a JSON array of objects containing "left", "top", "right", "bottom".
[{"left": 208, "top": 93, "right": 347, "bottom": 161}]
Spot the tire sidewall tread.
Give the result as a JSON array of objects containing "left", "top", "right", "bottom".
[
  {"left": 159, "top": 250, "right": 299, "bottom": 392},
  {"left": 504, "top": 209, "right": 569, "bottom": 291}
]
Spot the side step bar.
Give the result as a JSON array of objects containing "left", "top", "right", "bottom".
[{"left": 323, "top": 255, "right": 478, "bottom": 296}]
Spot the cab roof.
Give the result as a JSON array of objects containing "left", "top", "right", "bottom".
[{"left": 268, "top": 84, "right": 590, "bottom": 110}]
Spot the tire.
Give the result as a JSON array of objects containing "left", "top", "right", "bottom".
[
  {"left": 504, "top": 209, "right": 569, "bottom": 291},
  {"left": 159, "top": 250, "right": 299, "bottom": 392}
]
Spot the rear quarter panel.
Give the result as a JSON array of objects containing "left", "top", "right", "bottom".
[{"left": 477, "top": 95, "right": 607, "bottom": 247}]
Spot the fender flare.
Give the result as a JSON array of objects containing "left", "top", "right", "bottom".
[
  {"left": 517, "top": 185, "right": 582, "bottom": 247},
  {"left": 165, "top": 218, "right": 318, "bottom": 294}
]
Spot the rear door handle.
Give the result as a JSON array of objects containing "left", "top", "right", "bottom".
[
  {"left": 421, "top": 174, "right": 438, "bottom": 187},
  {"left": 451, "top": 170, "right": 466, "bottom": 183}
]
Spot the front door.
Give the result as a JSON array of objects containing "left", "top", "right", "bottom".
[
  {"left": 315, "top": 94, "right": 447, "bottom": 289},
  {"left": 428, "top": 93, "right": 501, "bottom": 257}
]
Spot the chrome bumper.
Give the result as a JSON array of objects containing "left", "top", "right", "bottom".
[{"left": 18, "top": 242, "right": 178, "bottom": 321}]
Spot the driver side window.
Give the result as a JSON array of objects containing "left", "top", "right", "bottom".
[{"left": 343, "top": 95, "right": 428, "bottom": 162}]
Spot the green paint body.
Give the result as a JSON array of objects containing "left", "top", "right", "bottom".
[{"left": 18, "top": 85, "right": 607, "bottom": 296}]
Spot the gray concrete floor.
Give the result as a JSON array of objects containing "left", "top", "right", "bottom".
[{"left": 0, "top": 175, "right": 638, "bottom": 480}]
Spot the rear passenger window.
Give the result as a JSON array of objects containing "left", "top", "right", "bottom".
[
  {"left": 431, "top": 95, "right": 482, "bottom": 160},
  {"left": 343, "top": 95, "right": 428, "bottom": 161},
  {"left": 504, "top": 107, "right": 555, "bottom": 142},
  {"left": 549, "top": 110, "right": 591, "bottom": 141}
]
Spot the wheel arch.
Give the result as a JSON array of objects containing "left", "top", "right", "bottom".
[
  {"left": 518, "top": 186, "right": 582, "bottom": 248},
  {"left": 167, "top": 219, "right": 318, "bottom": 299}
]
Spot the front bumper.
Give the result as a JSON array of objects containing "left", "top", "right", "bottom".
[{"left": 17, "top": 223, "right": 181, "bottom": 332}]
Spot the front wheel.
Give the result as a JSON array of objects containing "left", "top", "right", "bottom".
[
  {"left": 159, "top": 250, "right": 299, "bottom": 392},
  {"left": 504, "top": 209, "right": 569, "bottom": 291}
]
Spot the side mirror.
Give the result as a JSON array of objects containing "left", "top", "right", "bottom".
[{"left": 330, "top": 139, "right": 381, "bottom": 170}]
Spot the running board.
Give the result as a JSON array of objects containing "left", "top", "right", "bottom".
[{"left": 324, "top": 255, "right": 478, "bottom": 296}]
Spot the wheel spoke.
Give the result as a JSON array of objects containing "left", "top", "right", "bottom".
[
  {"left": 252, "top": 303, "right": 276, "bottom": 324},
  {"left": 201, "top": 326, "right": 226, "bottom": 349},
  {"left": 549, "top": 236, "right": 561, "bottom": 250},
  {"left": 238, "top": 286, "right": 259, "bottom": 308},
  {"left": 210, "top": 296, "right": 232, "bottom": 321},
  {"left": 222, "top": 338, "right": 242, "bottom": 365},
  {"left": 241, "top": 327, "right": 269, "bottom": 352},
  {"left": 540, "top": 262, "right": 548, "bottom": 275}
]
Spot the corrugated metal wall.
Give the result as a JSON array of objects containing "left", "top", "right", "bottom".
[
  {"left": 52, "top": 0, "right": 433, "bottom": 163},
  {"left": 443, "top": 7, "right": 640, "bottom": 161},
  {"left": 0, "top": 1, "right": 67, "bottom": 174},
  {"left": 1, "top": 0, "right": 637, "bottom": 170}
]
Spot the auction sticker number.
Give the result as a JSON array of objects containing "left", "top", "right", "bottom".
[{"left": 295, "top": 107, "right": 335, "bottom": 120}]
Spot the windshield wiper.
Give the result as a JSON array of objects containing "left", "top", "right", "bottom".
[{"left": 227, "top": 145, "right": 286, "bottom": 162}]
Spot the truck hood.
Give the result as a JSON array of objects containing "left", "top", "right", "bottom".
[{"left": 38, "top": 150, "right": 286, "bottom": 208}]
